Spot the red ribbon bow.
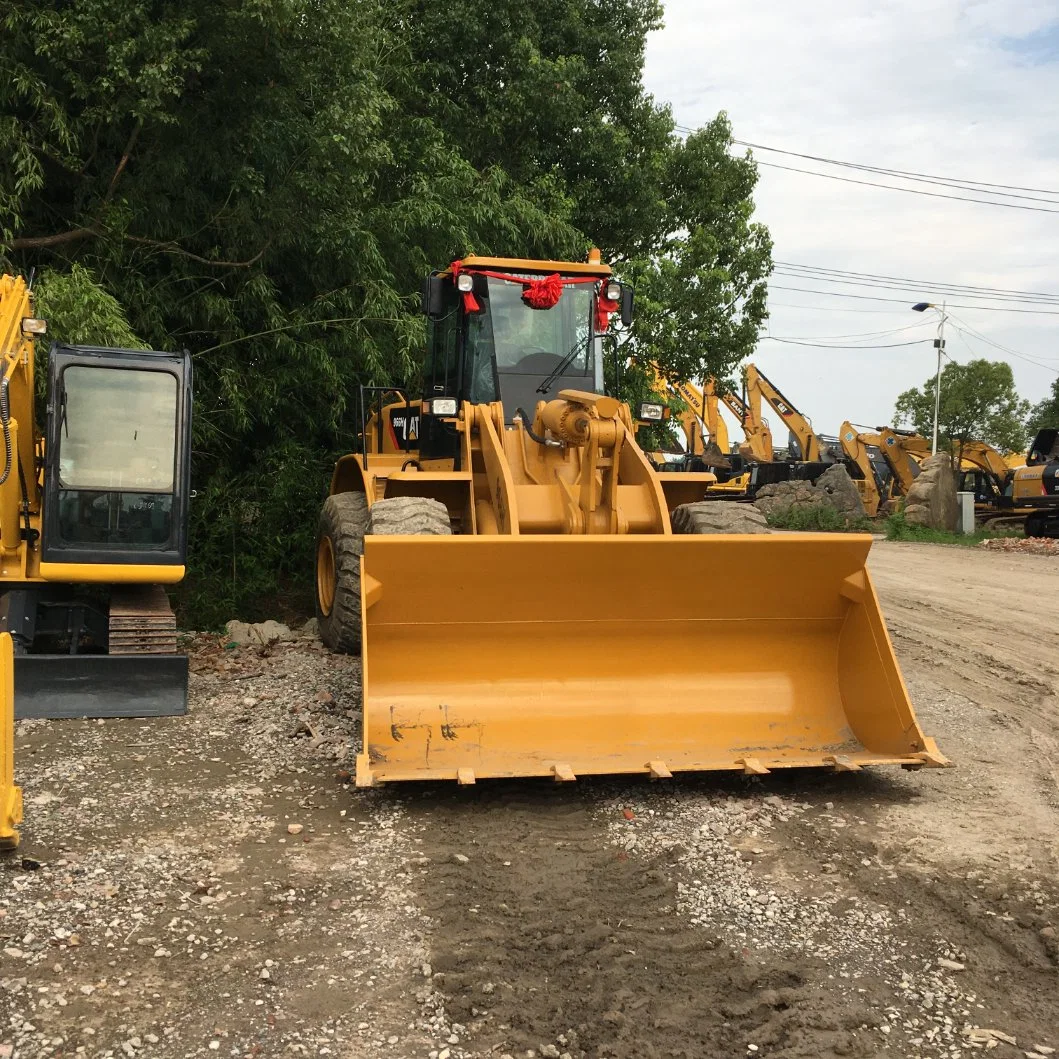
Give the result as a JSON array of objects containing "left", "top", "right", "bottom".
[{"left": 521, "top": 272, "right": 564, "bottom": 310}]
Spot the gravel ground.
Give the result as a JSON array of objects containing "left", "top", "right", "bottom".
[
  {"left": 979, "top": 537, "right": 1059, "bottom": 555},
  {"left": 5, "top": 540, "right": 1059, "bottom": 1058}
]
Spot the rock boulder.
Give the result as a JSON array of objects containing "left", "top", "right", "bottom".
[
  {"left": 902, "top": 453, "right": 957, "bottom": 530},
  {"left": 225, "top": 619, "right": 295, "bottom": 646},
  {"left": 753, "top": 464, "right": 866, "bottom": 524}
]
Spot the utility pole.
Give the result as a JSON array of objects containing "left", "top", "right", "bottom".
[
  {"left": 931, "top": 302, "right": 946, "bottom": 456},
  {"left": 912, "top": 300, "right": 947, "bottom": 456}
]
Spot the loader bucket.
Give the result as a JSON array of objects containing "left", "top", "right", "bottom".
[{"left": 355, "top": 535, "right": 949, "bottom": 786}]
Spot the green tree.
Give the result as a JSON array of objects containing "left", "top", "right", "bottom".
[
  {"left": 894, "top": 358, "right": 1030, "bottom": 458},
  {"left": 1027, "top": 377, "right": 1059, "bottom": 436},
  {"left": 2, "top": 0, "right": 772, "bottom": 624}
]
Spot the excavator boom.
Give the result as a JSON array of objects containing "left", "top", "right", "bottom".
[{"left": 745, "top": 363, "right": 828, "bottom": 462}]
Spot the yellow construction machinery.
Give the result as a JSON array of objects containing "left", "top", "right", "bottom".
[
  {"left": 645, "top": 370, "right": 751, "bottom": 494},
  {"left": 314, "top": 251, "right": 948, "bottom": 786},
  {"left": 0, "top": 274, "right": 193, "bottom": 718},
  {"left": 1, "top": 633, "right": 19, "bottom": 850},
  {"left": 1012, "top": 429, "right": 1059, "bottom": 537},
  {"left": 838, "top": 424, "right": 886, "bottom": 517},
  {"left": 876, "top": 428, "right": 926, "bottom": 496},
  {"left": 744, "top": 363, "right": 832, "bottom": 463}
]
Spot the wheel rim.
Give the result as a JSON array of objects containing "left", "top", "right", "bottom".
[{"left": 316, "top": 535, "right": 336, "bottom": 616}]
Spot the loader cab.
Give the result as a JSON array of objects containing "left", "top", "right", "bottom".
[
  {"left": 421, "top": 260, "right": 632, "bottom": 458},
  {"left": 42, "top": 345, "right": 193, "bottom": 568}
]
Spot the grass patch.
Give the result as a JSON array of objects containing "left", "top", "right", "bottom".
[
  {"left": 883, "top": 511, "right": 1021, "bottom": 547},
  {"left": 765, "top": 505, "right": 874, "bottom": 533}
]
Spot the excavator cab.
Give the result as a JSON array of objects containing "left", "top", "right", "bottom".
[
  {"left": 0, "top": 340, "right": 193, "bottom": 718},
  {"left": 43, "top": 345, "right": 192, "bottom": 569}
]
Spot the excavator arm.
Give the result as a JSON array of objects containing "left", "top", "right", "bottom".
[
  {"left": 745, "top": 363, "right": 828, "bottom": 462},
  {"left": 710, "top": 379, "right": 773, "bottom": 462},
  {"left": 959, "top": 440, "right": 1013, "bottom": 488},
  {"left": 838, "top": 423, "right": 882, "bottom": 516},
  {"left": 877, "top": 428, "right": 928, "bottom": 496}
]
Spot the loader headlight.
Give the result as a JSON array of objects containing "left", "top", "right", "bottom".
[
  {"left": 638, "top": 402, "right": 665, "bottom": 422},
  {"left": 456, "top": 273, "right": 475, "bottom": 293},
  {"left": 21, "top": 318, "right": 47, "bottom": 335},
  {"left": 430, "top": 397, "right": 458, "bottom": 416},
  {"left": 604, "top": 280, "right": 622, "bottom": 303}
]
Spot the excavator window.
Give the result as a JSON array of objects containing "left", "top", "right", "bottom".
[
  {"left": 55, "top": 366, "right": 180, "bottom": 548},
  {"left": 59, "top": 367, "right": 177, "bottom": 492}
]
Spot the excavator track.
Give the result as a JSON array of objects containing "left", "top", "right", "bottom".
[
  {"left": 14, "top": 585, "right": 187, "bottom": 721},
  {"left": 109, "top": 585, "right": 179, "bottom": 655}
]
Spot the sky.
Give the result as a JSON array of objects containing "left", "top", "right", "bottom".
[{"left": 643, "top": 0, "right": 1059, "bottom": 441}]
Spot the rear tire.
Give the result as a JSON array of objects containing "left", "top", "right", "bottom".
[
  {"left": 672, "top": 501, "right": 771, "bottom": 535},
  {"left": 367, "top": 496, "right": 452, "bottom": 537},
  {"left": 316, "top": 492, "right": 370, "bottom": 654}
]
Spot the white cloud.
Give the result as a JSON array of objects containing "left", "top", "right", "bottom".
[{"left": 645, "top": 0, "right": 1059, "bottom": 441}]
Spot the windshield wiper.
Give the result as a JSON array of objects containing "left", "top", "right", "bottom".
[{"left": 536, "top": 334, "right": 589, "bottom": 395}]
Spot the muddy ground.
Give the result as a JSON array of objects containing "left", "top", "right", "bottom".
[{"left": 3, "top": 539, "right": 1059, "bottom": 1059}]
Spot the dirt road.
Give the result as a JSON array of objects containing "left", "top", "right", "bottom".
[{"left": 3, "top": 540, "right": 1059, "bottom": 1059}]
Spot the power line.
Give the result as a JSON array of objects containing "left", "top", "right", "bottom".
[
  {"left": 763, "top": 337, "right": 928, "bottom": 349},
  {"left": 753, "top": 159, "right": 1059, "bottom": 214},
  {"left": 775, "top": 261, "right": 1059, "bottom": 303},
  {"left": 727, "top": 137, "right": 1059, "bottom": 198},
  {"left": 772, "top": 267, "right": 1059, "bottom": 306},
  {"left": 770, "top": 284, "right": 1059, "bottom": 315},
  {"left": 946, "top": 312, "right": 1059, "bottom": 374},
  {"left": 767, "top": 321, "right": 933, "bottom": 341},
  {"left": 769, "top": 300, "right": 914, "bottom": 314}
]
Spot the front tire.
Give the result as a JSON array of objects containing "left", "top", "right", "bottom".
[
  {"left": 366, "top": 496, "right": 452, "bottom": 537},
  {"left": 316, "top": 492, "right": 370, "bottom": 653}
]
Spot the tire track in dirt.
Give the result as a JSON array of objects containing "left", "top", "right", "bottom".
[{"left": 410, "top": 785, "right": 906, "bottom": 1059}]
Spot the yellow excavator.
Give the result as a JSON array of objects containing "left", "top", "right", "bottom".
[
  {"left": 1, "top": 633, "right": 18, "bottom": 849},
  {"left": 838, "top": 424, "right": 886, "bottom": 517},
  {"left": 645, "top": 371, "right": 751, "bottom": 495},
  {"left": 0, "top": 274, "right": 193, "bottom": 718},
  {"left": 744, "top": 363, "right": 831, "bottom": 463},
  {"left": 314, "top": 251, "right": 948, "bottom": 786},
  {"left": 1012, "top": 429, "right": 1059, "bottom": 537}
]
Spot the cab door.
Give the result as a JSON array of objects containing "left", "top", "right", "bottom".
[{"left": 41, "top": 345, "right": 192, "bottom": 570}]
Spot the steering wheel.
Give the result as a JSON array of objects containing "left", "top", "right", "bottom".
[{"left": 511, "top": 349, "right": 565, "bottom": 375}]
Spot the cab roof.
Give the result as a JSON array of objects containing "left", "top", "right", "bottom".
[{"left": 454, "top": 255, "right": 612, "bottom": 277}]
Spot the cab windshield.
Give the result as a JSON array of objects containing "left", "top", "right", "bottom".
[{"left": 466, "top": 275, "right": 597, "bottom": 418}]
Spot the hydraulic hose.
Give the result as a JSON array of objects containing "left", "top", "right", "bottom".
[
  {"left": 0, "top": 377, "right": 12, "bottom": 487},
  {"left": 515, "top": 408, "right": 549, "bottom": 446}
]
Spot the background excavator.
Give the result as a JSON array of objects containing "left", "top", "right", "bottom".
[
  {"left": 313, "top": 251, "right": 947, "bottom": 786},
  {"left": 644, "top": 371, "right": 753, "bottom": 495},
  {"left": 744, "top": 364, "right": 832, "bottom": 464},
  {"left": 1011, "top": 428, "right": 1059, "bottom": 537},
  {"left": 838, "top": 424, "right": 887, "bottom": 517},
  {"left": 0, "top": 274, "right": 193, "bottom": 718}
]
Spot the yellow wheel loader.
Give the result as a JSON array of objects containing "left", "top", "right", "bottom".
[
  {"left": 315, "top": 252, "right": 948, "bottom": 786},
  {"left": 0, "top": 275, "right": 193, "bottom": 719}
]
